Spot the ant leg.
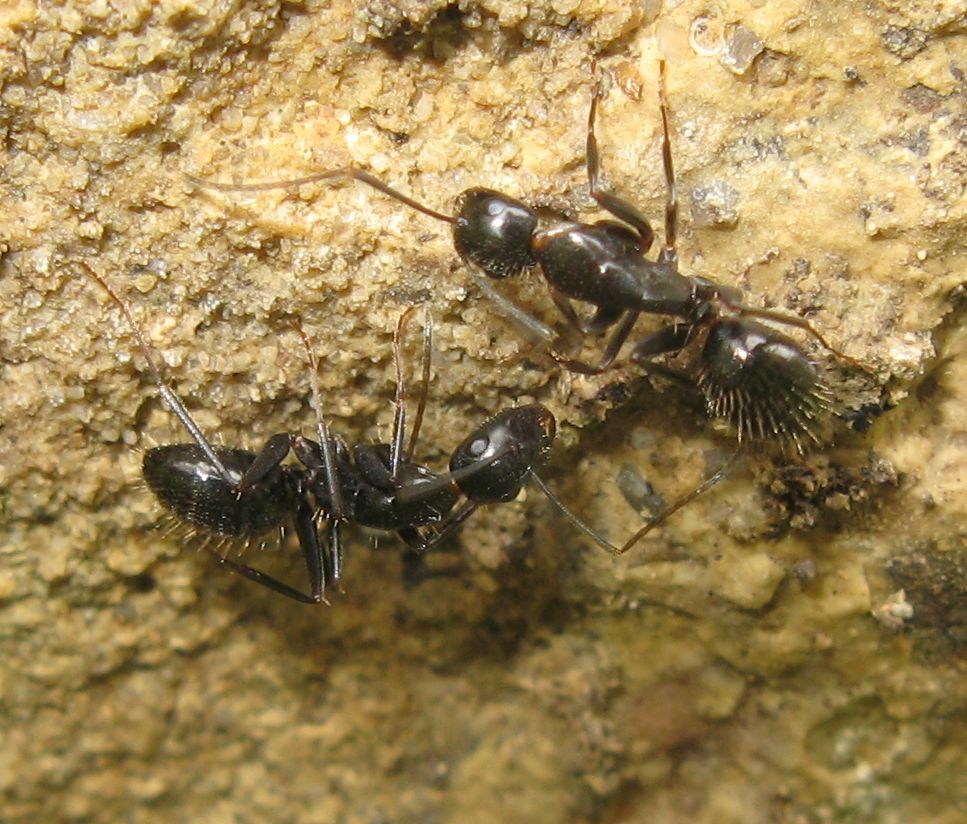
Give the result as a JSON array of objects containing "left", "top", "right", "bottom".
[
  {"left": 396, "top": 526, "right": 427, "bottom": 552},
  {"left": 628, "top": 323, "right": 697, "bottom": 386},
  {"left": 400, "top": 550, "right": 465, "bottom": 589},
  {"left": 389, "top": 308, "right": 413, "bottom": 481},
  {"left": 550, "top": 309, "right": 641, "bottom": 375},
  {"left": 208, "top": 501, "right": 328, "bottom": 603},
  {"left": 613, "top": 450, "right": 741, "bottom": 556},
  {"left": 586, "top": 304, "right": 629, "bottom": 335},
  {"left": 405, "top": 499, "right": 479, "bottom": 553},
  {"left": 388, "top": 306, "right": 432, "bottom": 483},
  {"left": 466, "top": 267, "right": 558, "bottom": 346},
  {"left": 586, "top": 60, "right": 656, "bottom": 251},
  {"left": 79, "top": 262, "right": 232, "bottom": 483},
  {"left": 325, "top": 517, "right": 342, "bottom": 587},
  {"left": 629, "top": 322, "right": 692, "bottom": 361},
  {"left": 209, "top": 554, "right": 322, "bottom": 603},
  {"left": 292, "top": 320, "right": 348, "bottom": 521},
  {"left": 656, "top": 59, "right": 679, "bottom": 265},
  {"left": 236, "top": 433, "right": 294, "bottom": 492},
  {"left": 546, "top": 287, "right": 624, "bottom": 336},
  {"left": 186, "top": 167, "right": 456, "bottom": 226},
  {"left": 544, "top": 284, "right": 639, "bottom": 375},
  {"left": 398, "top": 526, "right": 466, "bottom": 587},
  {"left": 548, "top": 287, "right": 589, "bottom": 334}
]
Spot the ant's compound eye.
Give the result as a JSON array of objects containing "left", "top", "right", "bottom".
[
  {"left": 467, "top": 436, "right": 490, "bottom": 458},
  {"left": 453, "top": 188, "right": 538, "bottom": 279}
]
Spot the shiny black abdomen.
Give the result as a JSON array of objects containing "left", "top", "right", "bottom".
[{"left": 143, "top": 445, "right": 295, "bottom": 537}]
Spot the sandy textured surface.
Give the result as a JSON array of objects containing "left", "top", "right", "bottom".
[{"left": 1, "top": 1, "right": 964, "bottom": 822}]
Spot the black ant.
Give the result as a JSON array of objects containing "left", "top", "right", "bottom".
[
  {"left": 80, "top": 263, "right": 617, "bottom": 602},
  {"left": 187, "top": 59, "right": 867, "bottom": 457}
]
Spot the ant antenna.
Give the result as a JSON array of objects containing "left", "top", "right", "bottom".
[
  {"left": 185, "top": 167, "right": 456, "bottom": 226},
  {"left": 728, "top": 304, "right": 870, "bottom": 371},
  {"left": 613, "top": 449, "right": 741, "bottom": 556},
  {"left": 78, "top": 262, "right": 232, "bottom": 482},
  {"left": 529, "top": 472, "right": 620, "bottom": 554}
]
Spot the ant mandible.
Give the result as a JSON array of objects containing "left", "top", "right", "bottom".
[
  {"left": 80, "top": 263, "right": 618, "bottom": 602},
  {"left": 187, "top": 58, "right": 866, "bottom": 457}
]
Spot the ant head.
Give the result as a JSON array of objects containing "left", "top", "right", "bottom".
[
  {"left": 453, "top": 188, "right": 538, "bottom": 279},
  {"left": 143, "top": 445, "right": 295, "bottom": 537},
  {"left": 696, "top": 318, "right": 831, "bottom": 450},
  {"left": 449, "top": 404, "right": 556, "bottom": 504}
]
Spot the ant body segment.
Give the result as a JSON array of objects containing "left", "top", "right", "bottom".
[
  {"left": 81, "top": 263, "right": 616, "bottom": 602},
  {"left": 189, "top": 60, "right": 865, "bottom": 455}
]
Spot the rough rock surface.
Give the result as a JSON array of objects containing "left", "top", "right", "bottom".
[{"left": 1, "top": 1, "right": 964, "bottom": 822}]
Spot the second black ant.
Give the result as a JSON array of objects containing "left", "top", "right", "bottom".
[
  {"left": 188, "top": 59, "right": 866, "bottom": 458},
  {"left": 81, "top": 262, "right": 618, "bottom": 602}
]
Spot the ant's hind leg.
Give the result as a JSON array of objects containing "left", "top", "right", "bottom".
[
  {"left": 550, "top": 309, "right": 641, "bottom": 375},
  {"left": 292, "top": 320, "right": 348, "bottom": 520},
  {"left": 79, "top": 262, "right": 233, "bottom": 484},
  {"left": 629, "top": 323, "right": 701, "bottom": 389},
  {"left": 210, "top": 553, "right": 322, "bottom": 603},
  {"left": 208, "top": 502, "right": 329, "bottom": 603},
  {"left": 236, "top": 433, "right": 294, "bottom": 493},
  {"left": 629, "top": 322, "right": 691, "bottom": 362}
]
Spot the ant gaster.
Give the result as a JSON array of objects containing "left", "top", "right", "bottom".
[
  {"left": 188, "top": 59, "right": 865, "bottom": 456},
  {"left": 81, "top": 263, "right": 617, "bottom": 602}
]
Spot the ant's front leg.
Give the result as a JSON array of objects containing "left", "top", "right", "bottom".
[
  {"left": 399, "top": 551, "right": 466, "bottom": 589},
  {"left": 465, "top": 267, "right": 558, "bottom": 347},
  {"left": 397, "top": 528, "right": 467, "bottom": 588},
  {"left": 397, "top": 500, "right": 480, "bottom": 555}
]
